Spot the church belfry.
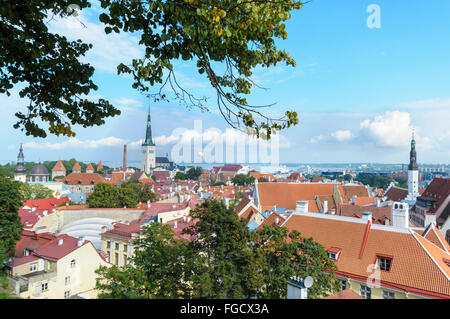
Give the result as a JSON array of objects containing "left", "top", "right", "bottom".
[
  {"left": 14, "top": 144, "right": 27, "bottom": 182},
  {"left": 141, "top": 105, "right": 156, "bottom": 175},
  {"left": 407, "top": 130, "right": 419, "bottom": 200}
]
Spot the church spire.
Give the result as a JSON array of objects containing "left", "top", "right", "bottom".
[
  {"left": 408, "top": 129, "right": 418, "bottom": 171},
  {"left": 142, "top": 104, "right": 155, "bottom": 146}
]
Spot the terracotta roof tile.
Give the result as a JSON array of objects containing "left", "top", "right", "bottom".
[
  {"left": 324, "top": 288, "right": 363, "bottom": 299},
  {"left": 52, "top": 160, "right": 66, "bottom": 172},
  {"left": 61, "top": 173, "right": 105, "bottom": 185},
  {"left": 282, "top": 214, "right": 450, "bottom": 298},
  {"left": 72, "top": 162, "right": 81, "bottom": 171}
]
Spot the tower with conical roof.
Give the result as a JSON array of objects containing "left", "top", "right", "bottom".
[
  {"left": 141, "top": 105, "right": 156, "bottom": 174},
  {"left": 14, "top": 144, "right": 27, "bottom": 182},
  {"left": 407, "top": 130, "right": 419, "bottom": 200}
]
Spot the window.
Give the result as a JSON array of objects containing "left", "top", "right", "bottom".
[
  {"left": 65, "top": 276, "right": 71, "bottom": 285},
  {"left": 382, "top": 290, "right": 395, "bottom": 299},
  {"left": 341, "top": 280, "right": 347, "bottom": 291},
  {"left": 328, "top": 252, "right": 337, "bottom": 260},
  {"left": 124, "top": 244, "right": 128, "bottom": 253},
  {"left": 115, "top": 243, "right": 119, "bottom": 250},
  {"left": 70, "top": 259, "right": 76, "bottom": 268},
  {"left": 30, "top": 263, "right": 37, "bottom": 272},
  {"left": 360, "top": 285, "right": 371, "bottom": 299},
  {"left": 106, "top": 241, "right": 111, "bottom": 249},
  {"left": 115, "top": 253, "right": 119, "bottom": 265},
  {"left": 377, "top": 257, "right": 392, "bottom": 271},
  {"left": 124, "top": 254, "right": 128, "bottom": 265},
  {"left": 41, "top": 283, "right": 48, "bottom": 292},
  {"left": 64, "top": 291, "right": 70, "bottom": 299}
]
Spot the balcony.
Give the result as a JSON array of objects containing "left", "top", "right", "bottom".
[{"left": 8, "top": 270, "right": 57, "bottom": 297}]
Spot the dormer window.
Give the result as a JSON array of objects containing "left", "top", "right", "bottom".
[
  {"left": 327, "top": 247, "right": 342, "bottom": 261},
  {"left": 376, "top": 255, "right": 393, "bottom": 271}
]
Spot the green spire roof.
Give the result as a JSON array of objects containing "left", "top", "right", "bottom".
[{"left": 142, "top": 104, "right": 155, "bottom": 146}]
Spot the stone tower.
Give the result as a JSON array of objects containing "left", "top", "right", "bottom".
[{"left": 141, "top": 105, "right": 156, "bottom": 175}]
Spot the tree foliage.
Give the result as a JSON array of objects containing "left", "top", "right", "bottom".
[
  {"left": 20, "top": 183, "right": 54, "bottom": 200},
  {"left": 185, "top": 167, "right": 203, "bottom": 181},
  {"left": 87, "top": 181, "right": 156, "bottom": 208},
  {"left": 232, "top": 173, "right": 255, "bottom": 186},
  {"left": 0, "top": 1, "right": 120, "bottom": 138},
  {"left": 0, "top": 176, "right": 24, "bottom": 258},
  {"left": 96, "top": 199, "right": 339, "bottom": 299}
]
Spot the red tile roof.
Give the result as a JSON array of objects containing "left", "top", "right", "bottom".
[
  {"left": 282, "top": 213, "right": 450, "bottom": 298},
  {"left": 14, "top": 231, "right": 57, "bottom": 257},
  {"left": 97, "top": 161, "right": 103, "bottom": 171},
  {"left": 336, "top": 204, "right": 391, "bottom": 225},
  {"left": 86, "top": 163, "right": 94, "bottom": 171},
  {"left": 385, "top": 186, "right": 408, "bottom": 202},
  {"left": 33, "top": 234, "right": 89, "bottom": 261},
  {"left": 61, "top": 173, "right": 105, "bottom": 185},
  {"left": 72, "top": 162, "right": 81, "bottom": 171},
  {"left": 324, "top": 288, "right": 363, "bottom": 299},
  {"left": 52, "top": 160, "right": 66, "bottom": 172}
]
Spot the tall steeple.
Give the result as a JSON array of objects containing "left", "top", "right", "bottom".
[
  {"left": 407, "top": 129, "right": 419, "bottom": 201},
  {"left": 408, "top": 129, "right": 418, "bottom": 171},
  {"left": 14, "top": 144, "right": 27, "bottom": 182},
  {"left": 142, "top": 105, "right": 155, "bottom": 146},
  {"left": 141, "top": 104, "right": 156, "bottom": 174}
]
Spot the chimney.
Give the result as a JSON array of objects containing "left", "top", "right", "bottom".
[
  {"left": 174, "top": 221, "right": 178, "bottom": 229},
  {"left": 57, "top": 238, "right": 64, "bottom": 246},
  {"left": 295, "top": 200, "right": 309, "bottom": 214},
  {"left": 391, "top": 202, "right": 409, "bottom": 228},
  {"left": 77, "top": 236, "right": 84, "bottom": 247},
  {"left": 183, "top": 215, "right": 187, "bottom": 222},
  {"left": 362, "top": 211, "right": 372, "bottom": 224},
  {"left": 275, "top": 216, "right": 279, "bottom": 225},
  {"left": 323, "top": 200, "right": 328, "bottom": 214},
  {"left": 424, "top": 213, "right": 436, "bottom": 228},
  {"left": 123, "top": 144, "right": 127, "bottom": 172},
  {"left": 187, "top": 216, "right": 191, "bottom": 223},
  {"left": 273, "top": 204, "right": 277, "bottom": 212},
  {"left": 352, "top": 195, "right": 357, "bottom": 205},
  {"left": 375, "top": 198, "right": 381, "bottom": 207}
]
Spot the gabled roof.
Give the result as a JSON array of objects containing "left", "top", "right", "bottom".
[
  {"left": 282, "top": 213, "right": 450, "bottom": 298},
  {"left": 385, "top": 186, "right": 408, "bottom": 202},
  {"left": 14, "top": 231, "right": 57, "bottom": 257},
  {"left": 256, "top": 182, "right": 342, "bottom": 212},
  {"left": 97, "top": 161, "right": 103, "bottom": 171},
  {"left": 341, "top": 185, "right": 370, "bottom": 202},
  {"left": 52, "top": 160, "right": 66, "bottom": 172},
  {"left": 422, "top": 223, "right": 450, "bottom": 253},
  {"left": 336, "top": 204, "right": 391, "bottom": 225},
  {"left": 61, "top": 173, "right": 105, "bottom": 185},
  {"left": 86, "top": 163, "right": 94, "bottom": 171},
  {"left": 33, "top": 234, "right": 89, "bottom": 261}
]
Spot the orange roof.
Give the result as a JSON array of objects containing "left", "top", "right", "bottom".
[
  {"left": 52, "top": 160, "right": 66, "bottom": 172},
  {"left": 325, "top": 288, "right": 363, "bottom": 299},
  {"left": 97, "top": 161, "right": 104, "bottom": 171},
  {"left": 86, "top": 163, "right": 94, "bottom": 171},
  {"left": 257, "top": 212, "right": 286, "bottom": 229},
  {"left": 282, "top": 213, "right": 450, "bottom": 298},
  {"left": 61, "top": 173, "right": 105, "bottom": 185},
  {"left": 341, "top": 185, "right": 370, "bottom": 202},
  {"left": 355, "top": 197, "right": 376, "bottom": 206},
  {"left": 72, "top": 162, "right": 81, "bottom": 171},
  {"left": 257, "top": 183, "right": 340, "bottom": 212},
  {"left": 250, "top": 172, "right": 275, "bottom": 181}
]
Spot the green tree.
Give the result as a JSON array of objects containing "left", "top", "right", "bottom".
[
  {"left": 96, "top": 222, "right": 193, "bottom": 298},
  {"left": 86, "top": 183, "right": 120, "bottom": 208},
  {"left": 343, "top": 174, "right": 352, "bottom": 182},
  {"left": 229, "top": 189, "right": 246, "bottom": 208},
  {"left": 232, "top": 174, "right": 255, "bottom": 186},
  {"left": 1, "top": 1, "right": 120, "bottom": 138},
  {"left": 0, "top": 176, "right": 24, "bottom": 258},
  {"left": 255, "top": 225, "right": 340, "bottom": 299},
  {"left": 183, "top": 200, "right": 260, "bottom": 298},
  {"left": 258, "top": 177, "right": 268, "bottom": 182},
  {"left": 3, "top": 0, "right": 302, "bottom": 139},
  {"left": 174, "top": 172, "right": 187, "bottom": 180},
  {"left": 20, "top": 183, "right": 54, "bottom": 200},
  {"left": 186, "top": 167, "right": 203, "bottom": 181}
]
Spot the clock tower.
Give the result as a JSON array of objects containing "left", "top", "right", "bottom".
[{"left": 406, "top": 130, "right": 419, "bottom": 201}]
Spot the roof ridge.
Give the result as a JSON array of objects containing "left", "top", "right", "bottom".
[{"left": 410, "top": 230, "right": 450, "bottom": 282}]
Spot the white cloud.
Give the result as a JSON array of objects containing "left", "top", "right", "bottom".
[
  {"left": 114, "top": 98, "right": 144, "bottom": 108},
  {"left": 395, "top": 98, "right": 450, "bottom": 110},
  {"left": 359, "top": 111, "right": 412, "bottom": 148},
  {"left": 48, "top": 10, "right": 143, "bottom": 74},
  {"left": 331, "top": 130, "right": 353, "bottom": 142},
  {"left": 309, "top": 135, "right": 325, "bottom": 144},
  {"left": 24, "top": 137, "right": 127, "bottom": 150}
]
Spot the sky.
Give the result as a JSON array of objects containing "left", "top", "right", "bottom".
[{"left": 2, "top": 0, "right": 450, "bottom": 167}]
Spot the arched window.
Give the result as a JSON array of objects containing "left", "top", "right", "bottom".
[{"left": 70, "top": 259, "right": 76, "bottom": 268}]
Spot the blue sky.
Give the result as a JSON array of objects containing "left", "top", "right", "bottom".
[{"left": 2, "top": 0, "right": 450, "bottom": 166}]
